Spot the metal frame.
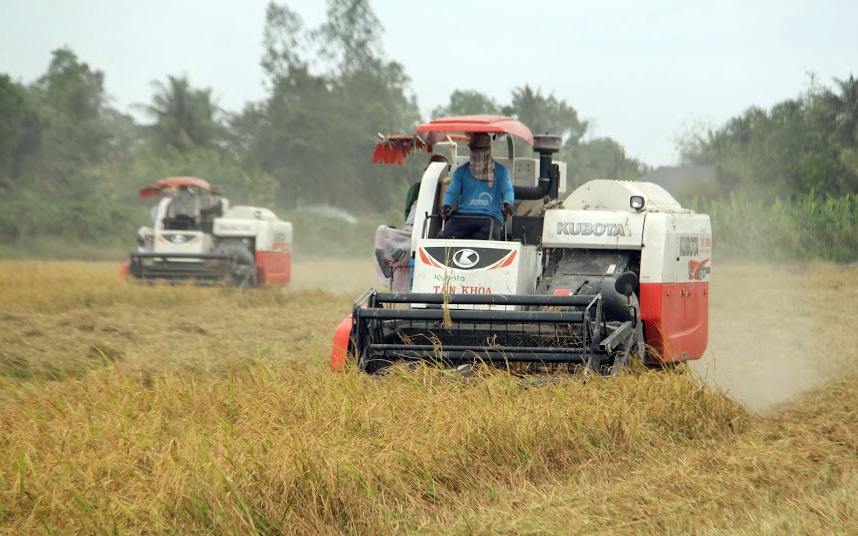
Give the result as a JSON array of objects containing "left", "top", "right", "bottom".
[
  {"left": 422, "top": 213, "right": 502, "bottom": 240},
  {"left": 350, "top": 290, "right": 636, "bottom": 374},
  {"left": 127, "top": 252, "right": 242, "bottom": 285}
]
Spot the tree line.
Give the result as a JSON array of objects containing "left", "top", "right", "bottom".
[
  {"left": 0, "top": 0, "right": 855, "bottom": 261},
  {"left": 676, "top": 73, "right": 858, "bottom": 261},
  {"left": 0, "top": 0, "right": 646, "bottom": 254},
  {"left": 678, "top": 73, "right": 858, "bottom": 200}
]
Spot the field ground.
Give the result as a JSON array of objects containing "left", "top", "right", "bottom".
[
  {"left": 691, "top": 261, "right": 858, "bottom": 411},
  {"left": 0, "top": 259, "right": 856, "bottom": 534}
]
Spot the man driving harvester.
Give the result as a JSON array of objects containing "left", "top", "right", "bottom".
[{"left": 438, "top": 132, "right": 514, "bottom": 240}]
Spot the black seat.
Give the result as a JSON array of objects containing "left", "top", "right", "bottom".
[{"left": 165, "top": 214, "right": 196, "bottom": 231}]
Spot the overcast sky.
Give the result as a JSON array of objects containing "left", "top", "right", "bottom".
[{"left": 1, "top": 0, "right": 856, "bottom": 166}]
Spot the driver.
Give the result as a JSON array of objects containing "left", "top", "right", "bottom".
[
  {"left": 167, "top": 185, "right": 201, "bottom": 229},
  {"left": 438, "top": 132, "right": 514, "bottom": 240}
]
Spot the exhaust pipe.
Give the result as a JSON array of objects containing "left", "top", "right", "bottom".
[{"left": 514, "top": 134, "right": 562, "bottom": 200}]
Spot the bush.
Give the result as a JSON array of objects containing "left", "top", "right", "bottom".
[{"left": 704, "top": 192, "right": 858, "bottom": 262}]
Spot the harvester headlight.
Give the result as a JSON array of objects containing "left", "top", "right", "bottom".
[{"left": 630, "top": 195, "right": 645, "bottom": 211}]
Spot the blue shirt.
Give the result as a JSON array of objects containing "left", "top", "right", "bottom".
[{"left": 442, "top": 162, "right": 514, "bottom": 223}]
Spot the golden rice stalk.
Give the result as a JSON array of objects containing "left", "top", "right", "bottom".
[{"left": 442, "top": 248, "right": 453, "bottom": 328}]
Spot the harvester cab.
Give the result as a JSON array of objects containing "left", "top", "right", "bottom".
[
  {"left": 333, "top": 115, "right": 711, "bottom": 375},
  {"left": 122, "top": 176, "right": 293, "bottom": 287}
]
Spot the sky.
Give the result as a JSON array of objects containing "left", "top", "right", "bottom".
[{"left": 1, "top": 0, "right": 856, "bottom": 167}]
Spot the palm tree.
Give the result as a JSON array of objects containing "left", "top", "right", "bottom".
[
  {"left": 140, "top": 75, "right": 222, "bottom": 153},
  {"left": 823, "top": 74, "right": 858, "bottom": 148},
  {"left": 503, "top": 85, "right": 587, "bottom": 145}
]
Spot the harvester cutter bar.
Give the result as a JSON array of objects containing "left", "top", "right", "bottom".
[
  {"left": 357, "top": 308, "right": 585, "bottom": 323},
  {"left": 372, "top": 292, "right": 597, "bottom": 307},
  {"left": 128, "top": 252, "right": 239, "bottom": 284},
  {"left": 367, "top": 344, "right": 590, "bottom": 364},
  {"left": 352, "top": 290, "right": 621, "bottom": 373},
  {"left": 130, "top": 252, "right": 236, "bottom": 261}
]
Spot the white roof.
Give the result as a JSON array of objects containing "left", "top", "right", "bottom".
[
  {"left": 564, "top": 180, "right": 689, "bottom": 213},
  {"left": 223, "top": 205, "right": 280, "bottom": 221}
]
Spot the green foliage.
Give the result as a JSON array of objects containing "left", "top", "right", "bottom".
[
  {"left": 314, "top": 0, "right": 384, "bottom": 76},
  {"left": 0, "top": 197, "right": 144, "bottom": 248},
  {"left": 4, "top": 8, "right": 853, "bottom": 264},
  {"left": 284, "top": 208, "right": 401, "bottom": 257},
  {"left": 22, "top": 48, "right": 112, "bottom": 196},
  {"left": 0, "top": 75, "right": 32, "bottom": 184},
  {"left": 700, "top": 191, "right": 858, "bottom": 262},
  {"left": 128, "top": 146, "right": 280, "bottom": 207},
  {"left": 138, "top": 75, "right": 224, "bottom": 154},
  {"left": 430, "top": 89, "right": 501, "bottom": 118},
  {"left": 240, "top": 0, "right": 421, "bottom": 212},
  {"left": 430, "top": 85, "right": 647, "bottom": 187},
  {"left": 565, "top": 137, "right": 650, "bottom": 188},
  {"left": 822, "top": 73, "right": 858, "bottom": 148},
  {"left": 0, "top": 1, "right": 653, "bottom": 258},
  {"left": 680, "top": 79, "right": 858, "bottom": 200},
  {"left": 503, "top": 85, "right": 587, "bottom": 146},
  {"left": 677, "top": 72, "right": 858, "bottom": 262},
  {"left": 0, "top": 47, "right": 118, "bottom": 202}
]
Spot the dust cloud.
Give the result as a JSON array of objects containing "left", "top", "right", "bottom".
[
  {"left": 692, "top": 262, "right": 858, "bottom": 413},
  {"left": 291, "top": 258, "right": 377, "bottom": 294}
]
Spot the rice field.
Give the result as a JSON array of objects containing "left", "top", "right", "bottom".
[{"left": 0, "top": 259, "right": 856, "bottom": 534}]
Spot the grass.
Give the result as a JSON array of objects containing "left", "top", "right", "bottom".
[{"left": 0, "top": 259, "right": 856, "bottom": 534}]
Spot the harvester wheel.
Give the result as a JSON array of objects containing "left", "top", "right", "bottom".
[
  {"left": 233, "top": 264, "right": 259, "bottom": 289},
  {"left": 217, "top": 242, "right": 258, "bottom": 289}
]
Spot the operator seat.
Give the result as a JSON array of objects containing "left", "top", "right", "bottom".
[{"left": 165, "top": 214, "right": 196, "bottom": 231}]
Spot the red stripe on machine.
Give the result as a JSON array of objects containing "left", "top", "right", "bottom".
[
  {"left": 255, "top": 251, "right": 291, "bottom": 285},
  {"left": 488, "top": 250, "right": 517, "bottom": 270},
  {"left": 419, "top": 248, "right": 443, "bottom": 268},
  {"left": 639, "top": 281, "right": 709, "bottom": 363}
]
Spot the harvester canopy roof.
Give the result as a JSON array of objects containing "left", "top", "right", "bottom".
[
  {"left": 371, "top": 115, "right": 533, "bottom": 165},
  {"left": 416, "top": 115, "right": 534, "bottom": 147},
  {"left": 138, "top": 177, "right": 219, "bottom": 198}
]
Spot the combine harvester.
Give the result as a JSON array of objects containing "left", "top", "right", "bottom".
[
  {"left": 120, "top": 176, "right": 292, "bottom": 287},
  {"left": 331, "top": 116, "right": 711, "bottom": 375}
]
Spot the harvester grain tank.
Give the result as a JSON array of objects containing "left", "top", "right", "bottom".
[
  {"left": 120, "top": 176, "right": 292, "bottom": 287},
  {"left": 332, "top": 116, "right": 711, "bottom": 374}
]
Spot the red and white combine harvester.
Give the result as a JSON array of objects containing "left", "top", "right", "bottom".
[
  {"left": 332, "top": 115, "right": 711, "bottom": 374},
  {"left": 121, "top": 176, "right": 292, "bottom": 287}
]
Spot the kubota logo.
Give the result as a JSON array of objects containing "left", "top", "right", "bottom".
[
  {"left": 556, "top": 222, "right": 626, "bottom": 237},
  {"left": 688, "top": 258, "right": 711, "bottom": 280},
  {"left": 453, "top": 249, "right": 480, "bottom": 269}
]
